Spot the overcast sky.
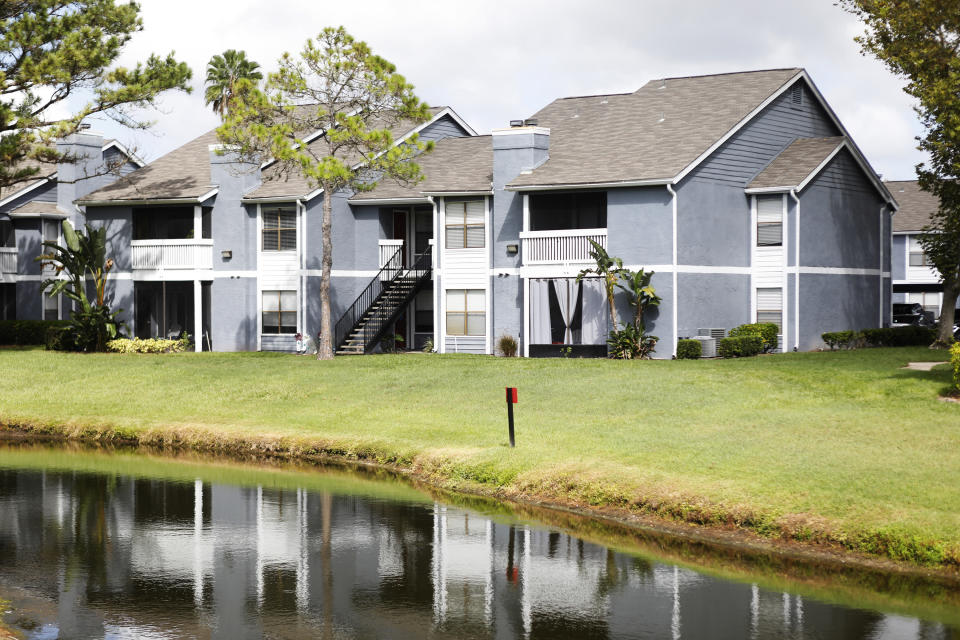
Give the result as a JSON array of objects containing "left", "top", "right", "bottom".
[{"left": 78, "top": 0, "right": 926, "bottom": 180}]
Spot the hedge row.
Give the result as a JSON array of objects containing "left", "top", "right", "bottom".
[
  {"left": 718, "top": 335, "right": 764, "bottom": 358},
  {"left": 0, "top": 320, "right": 71, "bottom": 346},
  {"left": 676, "top": 339, "right": 702, "bottom": 359},
  {"left": 822, "top": 326, "right": 937, "bottom": 350},
  {"left": 106, "top": 336, "right": 191, "bottom": 354},
  {"left": 728, "top": 323, "right": 779, "bottom": 353}
]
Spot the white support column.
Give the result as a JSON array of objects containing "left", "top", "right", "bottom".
[
  {"left": 522, "top": 276, "right": 530, "bottom": 358},
  {"left": 437, "top": 198, "right": 446, "bottom": 354},
  {"left": 878, "top": 205, "right": 885, "bottom": 327},
  {"left": 667, "top": 184, "right": 678, "bottom": 357},
  {"left": 522, "top": 193, "right": 530, "bottom": 233},
  {"left": 194, "top": 279, "right": 202, "bottom": 352},
  {"left": 193, "top": 205, "right": 202, "bottom": 239}
]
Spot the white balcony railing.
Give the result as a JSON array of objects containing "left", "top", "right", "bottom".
[
  {"left": 0, "top": 247, "right": 16, "bottom": 274},
  {"left": 518, "top": 228, "right": 607, "bottom": 265},
  {"left": 378, "top": 239, "right": 404, "bottom": 269},
  {"left": 131, "top": 239, "right": 213, "bottom": 270}
]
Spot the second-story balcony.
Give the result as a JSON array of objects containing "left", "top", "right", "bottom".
[
  {"left": 518, "top": 228, "right": 608, "bottom": 266},
  {"left": 131, "top": 239, "right": 214, "bottom": 270},
  {"left": 0, "top": 246, "right": 16, "bottom": 276}
]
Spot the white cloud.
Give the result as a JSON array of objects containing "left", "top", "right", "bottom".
[{"left": 76, "top": 0, "right": 927, "bottom": 179}]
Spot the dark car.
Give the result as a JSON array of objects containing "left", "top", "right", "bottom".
[{"left": 892, "top": 303, "right": 935, "bottom": 327}]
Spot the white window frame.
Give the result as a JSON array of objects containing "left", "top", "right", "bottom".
[
  {"left": 261, "top": 289, "right": 298, "bottom": 335},
  {"left": 445, "top": 288, "right": 485, "bottom": 336}
]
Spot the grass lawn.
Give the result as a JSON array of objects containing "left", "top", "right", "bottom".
[{"left": 1, "top": 346, "right": 958, "bottom": 565}]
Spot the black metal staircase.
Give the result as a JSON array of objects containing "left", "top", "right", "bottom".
[{"left": 333, "top": 245, "right": 432, "bottom": 355}]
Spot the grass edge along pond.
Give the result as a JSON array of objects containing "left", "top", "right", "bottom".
[{"left": 0, "top": 346, "right": 958, "bottom": 570}]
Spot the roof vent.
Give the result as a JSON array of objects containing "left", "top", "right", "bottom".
[
  {"left": 657, "top": 112, "right": 665, "bottom": 123},
  {"left": 509, "top": 120, "right": 524, "bottom": 127},
  {"left": 790, "top": 84, "right": 803, "bottom": 106},
  {"left": 523, "top": 118, "right": 538, "bottom": 127},
  {"left": 658, "top": 79, "right": 667, "bottom": 89},
  {"left": 78, "top": 123, "right": 91, "bottom": 130}
]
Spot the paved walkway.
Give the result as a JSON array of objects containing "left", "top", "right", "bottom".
[{"left": 903, "top": 361, "right": 948, "bottom": 371}]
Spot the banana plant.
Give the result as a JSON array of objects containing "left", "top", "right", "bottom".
[
  {"left": 36, "top": 220, "right": 121, "bottom": 350},
  {"left": 576, "top": 238, "right": 624, "bottom": 330},
  {"left": 617, "top": 267, "right": 661, "bottom": 334}
]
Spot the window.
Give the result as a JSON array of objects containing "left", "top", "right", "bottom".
[
  {"left": 909, "top": 237, "right": 930, "bottom": 266},
  {"left": 43, "top": 292, "right": 58, "bottom": 321},
  {"left": 446, "top": 289, "right": 485, "bottom": 336},
  {"left": 445, "top": 200, "right": 484, "bottom": 249},
  {"left": 756, "top": 288, "right": 783, "bottom": 331},
  {"left": 0, "top": 284, "right": 15, "bottom": 320},
  {"left": 262, "top": 206, "right": 296, "bottom": 251},
  {"left": 0, "top": 220, "right": 13, "bottom": 248},
  {"left": 907, "top": 292, "right": 940, "bottom": 318},
  {"left": 262, "top": 290, "right": 297, "bottom": 334},
  {"left": 756, "top": 196, "right": 782, "bottom": 247},
  {"left": 529, "top": 192, "right": 606, "bottom": 231}
]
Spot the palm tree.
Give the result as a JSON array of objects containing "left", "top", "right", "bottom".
[{"left": 204, "top": 50, "right": 263, "bottom": 118}]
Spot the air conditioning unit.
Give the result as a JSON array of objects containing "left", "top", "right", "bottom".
[
  {"left": 691, "top": 336, "right": 717, "bottom": 358},
  {"left": 698, "top": 328, "right": 726, "bottom": 340}
]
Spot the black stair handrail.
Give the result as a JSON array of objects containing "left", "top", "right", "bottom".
[{"left": 333, "top": 245, "right": 432, "bottom": 353}]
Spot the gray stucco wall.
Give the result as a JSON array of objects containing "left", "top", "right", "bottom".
[
  {"left": 493, "top": 131, "right": 546, "bottom": 271},
  {"left": 676, "top": 273, "right": 750, "bottom": 339},
  {"left": 210, "top": 154, "right": 259, "bottom": 273},
  {"left": 305, "top": 195, "right": 381, "bottom": 273},
  {"left": 606, "top": 187, "right": 673, "bottom": 266},
  {"left": 891, "top": 234, "right": 906, "bottom": 281},
  {"left": 675, "top": 181, "right": 751, "bottom": 267},
  {"left": 799, "top": 150, "right": 883, "bottom": 269},
  {"left": 211, "top": 277, "right": 257, "bottom": 351},
  {"left": 492, "top": 274, "right": 521, "bottom": 350},
  {"left": 800, "top": 273, "right": 879, "bottom": 350},
  {"left": 305, "top": 274, "right": 372, "bottom": 340}
]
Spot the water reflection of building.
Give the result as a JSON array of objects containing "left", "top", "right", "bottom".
[{"left": 0, "top": 468, "right": 954, "bottom": 639}]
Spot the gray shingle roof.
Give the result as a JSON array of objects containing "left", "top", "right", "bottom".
[
  {"left": 246, "top": 107, "right": 449, "bottom": 200},
  {"left": 349, "top": 135, "right": 492, "bottom": 201},
  {"left": 0, "top": 160, "right": 54, "bottom": 202},
  {"left": 79, "top": 130, "right": 219, "bottom": 202},
  {"left": 507, "top": 68, "right": 803, "bottom": 189},
  {"left": 886, "top": 180, "right": 939, "bottom": 232},
  {"left": 747, "top": 137, "right": 845, "bottom": 189}
]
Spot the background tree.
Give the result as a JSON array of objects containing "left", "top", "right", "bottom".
[
  {"left": 840, "top": 0, "right": 960, "bottom": 347},
  {"left": 218, "top": 26, "right": 433, "bottom": 359},
  {"left": 0, "top": 0, "right": 192, "bottom": 191},
  {"left": 204, "top": 49, "right": 263, "bottom": 118}
]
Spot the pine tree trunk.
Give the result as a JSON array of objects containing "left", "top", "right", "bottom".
[
  {"left": 932, "top": 270, "right": 960, "bottom": 349},
  {"left": 606, "top": 273, "right": 619, "bottom": 330},
  {"left": 317, "top": 188, "right": 334, "bottom": 360}
]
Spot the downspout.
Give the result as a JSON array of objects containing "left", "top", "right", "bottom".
[
  {"left": 666, "top": 183, "right": 678, "bottom": 358},
  {"left": 789, "top": 189, "right": 800, "bottom": 350},
  {"left": 879, "top": 204, "right": 886, "bottom": 327}
]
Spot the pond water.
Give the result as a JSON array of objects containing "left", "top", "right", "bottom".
[{"left": 0, "top": 441, "right": 958, "bottom": 639}]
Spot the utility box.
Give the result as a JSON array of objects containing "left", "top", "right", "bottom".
[{"left": 691, "top": 336, "right": 717, "bottom": 358}]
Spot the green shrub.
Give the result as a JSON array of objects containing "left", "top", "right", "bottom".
[
  {"left": 717, "top": 335, "right": 763, "bottom": 358},
  {"left": 676, "top": 339, "right": 702, "bottom": 359},
  {"left": 822, "top": 330, "right": 862, "bottom": 350},
  {"left": 729, "top": 323, "right": 779, "bottom": 353},
  {"left": 607, "top": 325, "right": 658, "bottom": 359},
  {"left": 861, "top": 326, "right": 935, "bottom": 347},
  {"left": 106, "top": 336, "right": 191, "bottom": 354},
  {"left": 496, "top": 333, "right": 518, "bottom": 357},
  {"left": 951, "top": 343, "right": 960, "bottom": 394},
  {"left": 0, "top": 320, "right": 71, "bottom": 345}
]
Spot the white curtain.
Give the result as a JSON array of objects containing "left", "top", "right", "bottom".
[
  {"left": 529, "top": 279, "right": 552, "bottom": 344},
  {"left": 554, "top": 278, "right": 580, "bottom": 344},
  {"left": 580, "top": 278, "right": 609, "bottom": 345}
]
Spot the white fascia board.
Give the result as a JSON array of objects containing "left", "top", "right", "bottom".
[
  {"left": 8, "top": 210, "right": 69, "bottom": 220},
  {"left": 507, "top": 179, "right": 670, "bottom": 192},
  {"left": 0, "top": 176, "right": 55, "bottom": 208},
  {"left": 243, "top": 196, "right": 305, "bottom": 205},
  {"left": 420, "top": 190, "right": 493, "bottom": 197},
  {"left": 347, "top": 197, "right": 431, "bottom": 205},
  {"left": 101, "top": 140, "right": 145, "bottom": 167},
  {"left": 744, "top": 186, "right": 793, "bottom": 194},
  {"left": 77, "top": 188, "right": 219, "bottom": 207}
]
